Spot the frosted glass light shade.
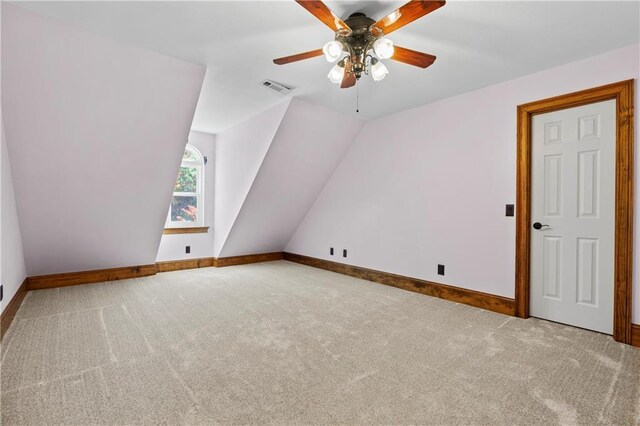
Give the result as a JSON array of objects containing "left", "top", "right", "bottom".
[
  {"left": 371, "top": 61, "right": 389, "bottom": 81},
  {"left": 327, "top": 64, "right": 344, "bottom": 84},
  {"left": 373, "top": 38, "right": 394, "bottom": 59},
  {"left": 323, "top": 41, "right": 343, "bottom": 62}
]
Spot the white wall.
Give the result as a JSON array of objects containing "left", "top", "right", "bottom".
[
  {"left": 286, "top": 44, "right": 640, "bottom": 322},
  {"left": 220, "top": 98, "right": 364, "bottom": 256},
  {"left": 1, "top": 4, "right": 205, "bottom": 275},
  {"left": 213, "top": 100, "right": 290, "bottom": 256},
  {"left": 156, "top": 131, "right": 215, "bottom": 262},
  {"left": 1, "top": 116, "right": 27, "bottom": 313}
]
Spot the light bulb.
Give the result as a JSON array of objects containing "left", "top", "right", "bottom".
[
  {"left": 373, "top": 38, "right": 394, "bottom": 59},
  {"left": 322, "top": 41, "right": 343, "bottom": 63},
  {"left": 371, "top": 61, "right": 389, "bottom": 82},
  {"left": 327, "top": 64, "right": 344, "bottom": 84}
]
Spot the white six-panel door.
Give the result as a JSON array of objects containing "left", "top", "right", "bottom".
[{"left": 530, "top": 99, "right": 615, "bottom": 334}]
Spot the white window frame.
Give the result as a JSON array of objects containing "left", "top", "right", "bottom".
[{"left": 166, "top": 144, "right": 205, "bottom": 228}]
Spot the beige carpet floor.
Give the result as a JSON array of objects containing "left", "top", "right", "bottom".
[{"left": 1, "top": 260, "right": 639, "bottom": 425}]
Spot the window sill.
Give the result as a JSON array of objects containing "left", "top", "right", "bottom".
[{"left": 163, "top": 226, "right": 209, "bottom": 235}]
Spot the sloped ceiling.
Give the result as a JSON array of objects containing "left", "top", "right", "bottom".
[
  {"left": 213, "top": 100, "right": 291, "bottom": 257},
  {"left": 11, "top": 1, "right": 640, "bottom": 133},
  {"left": 284, "top": 44, "right": 640, "bottom": 300},
  {"left": 218, "top": 98, "right": 364, "bottom": 257},
  {"left": 1, "top": 4, "right": 205, "bottom": 275}
]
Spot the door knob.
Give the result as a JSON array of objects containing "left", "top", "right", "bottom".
[{"left": 533, "top": 222, "right": 549, "bottom": 230}]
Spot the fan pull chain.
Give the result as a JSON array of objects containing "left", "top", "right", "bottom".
[{"left": 356, "top": 84, "right": 359, "bottom": 113}]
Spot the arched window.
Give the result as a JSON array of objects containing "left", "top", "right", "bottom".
[{"left": 166, "top": 144, "right": 204, "bottom": 227}]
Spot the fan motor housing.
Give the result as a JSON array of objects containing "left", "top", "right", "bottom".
[{"left": 344, "top": 13, "right": 376, "bottom": 35}]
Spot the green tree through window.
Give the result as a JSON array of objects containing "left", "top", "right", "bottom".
[{"left": 167, "top": 145, "right": 204, "bottom": 227}]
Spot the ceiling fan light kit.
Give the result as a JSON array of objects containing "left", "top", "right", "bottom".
[
  {"left": 370, "top": 60, "right": 389, "bottom": 82},
  {"left": 322, "top": 40, "right": 344, "bottom": 62},
  {"left": 274, "top": 1, "right": 446, "bottom": 89},
  {"left": 327, "top": 63, "right": 344, "bottom": 84},
  {"left": 323, "top": 33, "right": 394, "bottom": 84},
  {"left": 373, "top": 38, "right": 394, "bottom": 59}
]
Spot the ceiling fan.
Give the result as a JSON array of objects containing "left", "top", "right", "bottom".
[{"left": 273, "top": 0, "right": 445, "bottom": 88}]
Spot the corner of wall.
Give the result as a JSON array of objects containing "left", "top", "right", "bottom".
[
  {"left": 219, "top": 98, "right": 365, "bottom": 257},
  {"left": 213, "top": 100, "right": 292, "bottom": 257},
  {"left": 283, "top": 115, "right": 368, "bottom": 254},
  {"left": 1, "top": 115, "right": 28, "bottom": 314}
]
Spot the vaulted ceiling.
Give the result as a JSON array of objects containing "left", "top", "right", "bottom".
[{"left": 13, "top": 1, "right": 640, "bottom": 134}]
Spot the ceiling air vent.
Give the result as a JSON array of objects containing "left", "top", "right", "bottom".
[{"left": 261, "top": 80, "right": 293, "bottom": 95}]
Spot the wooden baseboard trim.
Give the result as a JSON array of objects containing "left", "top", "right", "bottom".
[
  {"left": 215, "top": 252, "right": 283, "bottom": 267},
  {"left": 25, "top": 253, "right": 285, "bottom": 291},
  {"left": 632, "top": 324, "right": 640, "bottom": 348},
  {"left": 14, "top": 252, "right": 639, "bottom": 347},
  {"left": 1, "top": 278, "right": 29, "bottom": 340},
  {"left": 28, "top": 264, "right": 158, "bottom": 291},
  {"left": 156, "top": 257, "right": 215, "bottom": 273},
  {"left": 283, "top": 252, "right": 515, "bottom": 316},
  {"left": 158, "top": 253, "right": 282, "bottom": 271},
  {"left": 163, "top": 226, "right": 209, "bottom": 235}
]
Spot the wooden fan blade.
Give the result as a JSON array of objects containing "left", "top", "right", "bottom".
[
  {"left": 295, "top": 1, "right": 351, "bottom": 34},
  {"left": 372, "top": 1, "right": 445, "bottom": 36},
  {"left": 273, "top": 48, "right": 324, "bottom": 65},
  {"left": 340, "top": 59, "right": 356, "bottom": 89},
  {"left": 391, "top": 45, "right": 436, "bottom": 68}
]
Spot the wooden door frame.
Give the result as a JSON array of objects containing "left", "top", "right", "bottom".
[{"left": 515, "top": 79, "right": 635, "bottom": 344}]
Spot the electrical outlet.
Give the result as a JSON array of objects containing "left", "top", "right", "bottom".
[
  {"left": 506, "top": 204, "right": 515, "bottom": 217},
  {"left": 330, "top": 247, "right": 334, "bottom": 255},
  {"left": 343, "top": 249, "right": 347, "bottom": 258},
  {"left": 438, "top": 264, "right": 445, "bottom": 276},
  {"left": 185, "top": 246, "right": 191, "bottom": 254}
]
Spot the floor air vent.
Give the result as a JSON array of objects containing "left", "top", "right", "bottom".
[{"left": 261, "top": 80, "right": 293, "bottom": 95}]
